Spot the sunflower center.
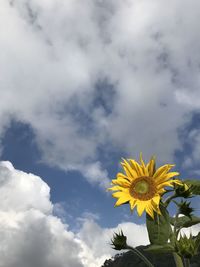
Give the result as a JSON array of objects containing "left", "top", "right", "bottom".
[
  {"left": 134, "top": 180, "right": 149, "bottom": 194},
  {"left": 129, "top": 176, "right": 156, "bottom": 200}
]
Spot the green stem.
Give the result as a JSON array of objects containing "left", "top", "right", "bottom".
[
  {"left": 174, "top": 212, "right": 179, "bottom": 239},
  {"left": 126, "top": 245, "right": 155, "bottom": 267},
  {"left": 173, "top": 253, "right": 184, "bottom": 267},
  {"left": 172, "top": 212, "right": 184, "bottom": 267},
  {"left": 184, "top": 258, "right": 190, "bottom": 267}
]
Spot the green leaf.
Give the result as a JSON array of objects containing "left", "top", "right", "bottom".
[
  {"left": 144, "top": 244, "right": 174, "bottom": 254},
  {"left": 146, "top": 204, "right": 171, "bottom": 245},
  {"left": 184, "top": 179, "right": 200, "bottom": 195},
  {"left": 170, "top": 215, "right": 200, "bottom": 228}
]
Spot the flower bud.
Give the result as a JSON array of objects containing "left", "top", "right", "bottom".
[
  {"left": 111, "top": 230, "right": 127, "bottom": 250},
  {"left": 175, "top": 233, "right": 200, "bottom": 259},
  {"left": 174, "top": 200, "right": 194, "bottom": 219},
  {"left": 174, "top": 183, "right": 192, "bottom": 198}
]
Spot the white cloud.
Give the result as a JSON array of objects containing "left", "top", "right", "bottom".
[
  {"left": 0, "top": 161, "right": 52, "bottom": 213},
  {"left": 1, "top": 0, "right": 200, "bottom": 185},
  {"left": 0, "top": 161, "right": 83, "bottom": 267},
  {"left": 76, "top": 218, "right": 148, "bottom": 267},
  {"left": 0, "top": 161, "right": 151, "bottom": 267}
]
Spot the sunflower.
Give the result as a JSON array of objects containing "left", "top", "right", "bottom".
[{"left": 108, "top": 154, "right": 181, "bottom": 218}]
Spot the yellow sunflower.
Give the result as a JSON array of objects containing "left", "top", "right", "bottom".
[{"left": 108, "top": 154, "right": 181, "bottom": 219}]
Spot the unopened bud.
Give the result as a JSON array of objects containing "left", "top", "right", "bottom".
[{"left": 111, "top": 230, "right": 127, "bottom": 250}]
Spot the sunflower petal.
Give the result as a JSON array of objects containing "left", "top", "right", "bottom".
[
  {"left": 157, "top": 182, "right": 174, "bottom": 190},
  {"left": 130, "top": 199, "right": 137, "bottom": 210},
  {"left": 151, "top": 200, "right": 161, "bottom": 215},
  {"left": 152, "top": 194, "right": 160, "bottom": 206},
  {"left": 108, "top": 186, "right": 123, "bottom": 191},
  {"left": 156, "top": 172, "right": 180, "bottom": 184},
  {"left": 121, "top": 159, "right": 138, "bottom": 179},
  {"left": 146, "top": 201, "right": 155, "bottom": 219},
  {"left": 112, "top": 191, "right": 129, "bottom": 198},
  {"left": 171, "top": 179, "right": 183, "bottom": 186},
  {"left": 129, "top": 159, "right": 144, "bottom": 176},
  {"left": 117, "top": 172, "right": 132, "bottom": 182},
  {"left": 136, "top": 201, "right": 146, "bottom": 216},
  {"left": 147, "top": 156, "right": 156, "bottom": 177},
  {"left": 115, "top": 194, "right": 131, "bottom": 206},
  {"left": 157, "top": 188, "right": 166, "bottom": 195},
  {"left": 112, "top": 179, "right": 131, "bottom": 187},
  {"left": 157, "top": 179, "right": 182, "bottom": 190},
  {"left": 153, "top": 164, "right": 174, "bottom": 179},
  {"left": 140, "top": 153, "right": 149, "bottom": 176}
]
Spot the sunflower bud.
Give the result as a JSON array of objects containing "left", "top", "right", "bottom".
[
  {"left": 174, "top": 200, "right": 194, "bottom": 219},
  {"left": 111, "top": 230, "right": 127, "bottom": 250},
  {"left": 174, "top": 183, "right": 192, "bottom": 198},
  {"left": 175, "top": 233, "right": 200, "bottom": 259}
]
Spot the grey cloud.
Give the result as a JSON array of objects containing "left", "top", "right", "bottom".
[{"left": 1, "top": 0, "right": 200, "bottom": 184}]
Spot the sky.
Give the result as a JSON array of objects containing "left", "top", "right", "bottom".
[{"left": 1, "top": 0, "right": 200, "bottom": 266}]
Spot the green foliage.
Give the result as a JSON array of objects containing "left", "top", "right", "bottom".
[
  {"left": 146, "top": 204, "right": 171, "bottom": 245},
  {"left": 170, "top": 215, "right": 200, "bottom": 228},
  {"left": 175, "top": 233, "right": 200, "bottom": 259},
  {"left": 144, "top": 244, "right": 174, "bottom": 254}
]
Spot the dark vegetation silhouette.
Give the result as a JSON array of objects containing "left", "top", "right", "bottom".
[{"left": 101, "top": 245, "right": 200, "bottom": 267}]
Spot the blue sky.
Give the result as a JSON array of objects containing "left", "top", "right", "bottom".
[
  {"left": 1, "top": 119, "right": 142, "bottom": 228},
  {"left": 1, "top": 1, "right": 200, "bottom": 267}
]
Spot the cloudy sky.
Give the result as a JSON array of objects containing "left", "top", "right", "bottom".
[{"left": 1, "top": 0, "right": 200, "bottom": 266}]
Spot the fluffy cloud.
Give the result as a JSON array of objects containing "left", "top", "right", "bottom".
[
  {"left": 0, "top": 161, "right": 84, "bottom": 267},
  {"left": 0, "top": 161, "right": 151, "bottom": 267},
  {"left": 77, "top": 218, "right": 148, "bottom": 267},
  {"left": 1, "top": 0, "right": 200, "bottom": 185}
]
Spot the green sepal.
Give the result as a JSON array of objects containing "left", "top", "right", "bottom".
[
  {"left": 184, "top": 179, "right": 200, "bottom": 195},
  {"left": 170, "top": 215, "right": 200, "bottom": 228},
  {"left": 146, "top": 204, "right": 171, "bottom": 245},
  {"left": 144, "top": 244, "right": 174, "bottom": 254}
]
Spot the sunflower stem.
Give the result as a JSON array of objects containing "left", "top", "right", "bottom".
[
  {"left": 171, "top": 211, "right": 184, "bottom": 267},
  {"left": 126, "top": 245, "right": 155, "bottom": 267},
  {"left": 173, "top": 253, "right": 184, "bottom": 267}
]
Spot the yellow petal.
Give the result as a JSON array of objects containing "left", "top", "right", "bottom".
[
  {"left": 121, "top": 159, "right": 138, "bottom": 179},
  {"left": 171, "top": 179, "right": 183, "bottom": 186},
  {"left": 112, "top": 191, "right": 129, "bottom": 198},
  {"left": 136, "top": 201, "right": 147, "bottom": 216},
  {"left": 117, "top": 172, "right": 132, "bottom": 182},
  {"left": 108, "top": 185, "right": 123, "bottom": 191},
  {"left": 129, "top": 159, "right": 144, "bottom": 176},
  {"left": 157, "top": 179, "right": 182, "bottom": 189},
  {"left": 145, "top": 201, "right": 155, "bottom": 219},
  {"left": 157, "top": 188, "right": 166, "bottom": 195},
  {"left": 157, "top": 181, "right": 173, "bottom": 190},
  {"left": 130, "top": 199, "right": 137, "bottom": 210},
  {"left": 153, "top": 164, "right": 174, "bottom": 179},
  {"left": 156, "top": 172, "right": 180, "bottom": 184},
  {"left": 140, "top": 153, "right": 149, "bottom": 176},
  {"left": 152, "top": 194, "right": 160, "bottom": 206},
  {"left": 112, "top": 179, "right": 131, "bottom": 187},
  {"left": 151, "top": 200, "right": 161, "bottom": 215},
  {"left": 148, "top": 156, "right": 156, "bottom": 176},
  {"left": 115, "top": 194, "right": 131, "bottom": 206}
]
